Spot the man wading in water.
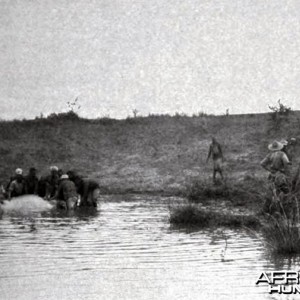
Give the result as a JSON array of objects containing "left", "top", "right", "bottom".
[
  {"left": 67, "top": 171, "right": 100, "bottom": 208},
  {"left": 7, "top": 168, "right": 27, "bottom": 199},
  {"left": 51, "top": 174, "right": 78, "bottom": 210},
  {"left": 206, "top": 137, "right": 224, "bottom": 182}
]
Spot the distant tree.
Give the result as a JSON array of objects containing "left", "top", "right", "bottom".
[
  {"left": 268, "top": 99, "right": 292, "bottom": 131},
  {"left": 132, "top": 109, "right": 139, "bottom": 118},
  {"left": 268, "top": 99, "right": 291, "bottom": 116}
]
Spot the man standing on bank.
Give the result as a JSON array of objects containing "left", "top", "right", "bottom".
[
  {"left": 206, "top": 137, "right": 224, "bottom": 182},
  {"left": 260, "top": 140, "right": 290, "bottom": 193}
]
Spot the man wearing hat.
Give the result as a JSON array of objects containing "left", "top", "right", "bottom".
[
  {"left": 260, "top": 140, "right": 290, "bottom": 193},
  {"left": 7, "top": 168, "right": 27, "bottom": 199},
  {"left": 51, "top": 174, "right": 78, "bottom": 210}
]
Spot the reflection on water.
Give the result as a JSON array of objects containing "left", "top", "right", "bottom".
[{"left": 0, "top": 195, "right": 298, "bottom": 300}]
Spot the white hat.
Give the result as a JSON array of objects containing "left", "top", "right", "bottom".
[
  {"left": 60, "top": 174, "right": 69, "bottom": 180},
  {"left": 50, "top": 166, "right": 59, "bottom": 171},
  {"left": 268, "top": 141, "right": 284, "bottom": 151},
  {"left": 15, "top": 168, "right": 23, "bottom": 175}
]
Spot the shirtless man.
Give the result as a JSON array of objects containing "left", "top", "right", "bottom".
[{"left": 206, "top": 137, "right": 224, "bottom": 182}]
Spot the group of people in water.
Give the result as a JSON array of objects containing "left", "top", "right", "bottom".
[{"left": 2, "top": 166, "right": 100, "bottom": 210}]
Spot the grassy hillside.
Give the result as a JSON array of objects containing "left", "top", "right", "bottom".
[{"left": 1, "top": 111, "right": 300, "bottom": 194}]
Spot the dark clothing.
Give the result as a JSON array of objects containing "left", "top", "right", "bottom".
[
  {"left": 75, "top": 178, "right": 100, "bottom": 207},
  {"left": 77, "top": 179, "right": 99, "bottom": 195},
  {"left": 54, "top": 179, "right": 78, "bottom": 210},
  {"left": 8, "top": 179, "right": 27, "bottom": 198},
  {"left": 76, "top": 178, "right": 98, "bottom": 194},
  {"left": 284, "top": 145, "right": 295, "bottom": 162},
  {"left": 25, "top": 175, "right": 39, "bottom": 194},
  {"left": 45, "top": 174, "right": 59, "bottom": 198},
  {"left": 37, "top": 177, "right": 47, "bottom": 198},
  {"left": 6, "top": 176, "right": 17, "bottom": 193},
  {"left": 57, "top": 179, "right": 78, "bottom": 201}
]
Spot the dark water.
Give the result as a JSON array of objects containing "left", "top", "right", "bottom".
[{"left": 0, "top": 195, "right": 299, "bottom": 300}]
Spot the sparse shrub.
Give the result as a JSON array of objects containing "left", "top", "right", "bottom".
[
  {"left": 174, "top": 112, "right": 188, "bottom": 118},
  {"left": 268, "top": 99, "right": 292, "bottom": 131},
  {"left": 97, "top": 116, "right": 115, "bottom": 126},
  {"left": 269, "top": 99, "right": 291, "bottom": 115},
  {"left": 125, "top": 116, "right": 139, "bottom": 124},
  {"left": 47, "top": 110, "right": 80, "bottom": 121},
  {"left": 35, "top": 113, "right": 45, "bottom": 120},
  {"left": 198, "top": 111, "right": 208, "bottom": 117}
]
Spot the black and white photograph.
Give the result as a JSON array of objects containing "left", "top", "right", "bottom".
[{"left": 1, "top": 0, "right": 300, "bottom": 299}]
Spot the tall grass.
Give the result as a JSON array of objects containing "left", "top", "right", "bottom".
[{"left": 262, "top": 190, "right": 300, "bottom": 254}]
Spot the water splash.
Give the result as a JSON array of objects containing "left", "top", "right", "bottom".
[{"left": 1, "top": 195, "right": 53, "bottom": 216}]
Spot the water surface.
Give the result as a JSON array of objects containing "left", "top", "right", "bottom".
[{"left": 0, "top": 195, "right": 298, "bottom": 300}]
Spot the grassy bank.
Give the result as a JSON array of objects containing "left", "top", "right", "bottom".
[
  {"left": 170, "top": 175, "right": 300, "bottom": 254},
  {"left": 169, "top": 175, "right": 266, "bottom": 229},
  {"left": 169, "top": 202, "right": 261, "bottom": 229},
  {"left": 1, "top": 110, "right": 300, "bottom": 194},
  {"left": 185, "top": 175, "right": 267, "bottom": 208}
]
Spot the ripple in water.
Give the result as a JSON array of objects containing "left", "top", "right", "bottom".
[{"left": 0, "top": 195, "right": 296, "bottom": 300}]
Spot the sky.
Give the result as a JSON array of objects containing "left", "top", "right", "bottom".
[{"left": 1, "top": 0, "right": 300, "bottom": 119}]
